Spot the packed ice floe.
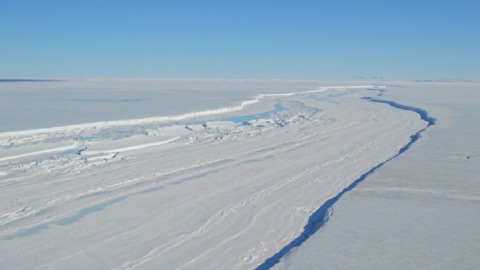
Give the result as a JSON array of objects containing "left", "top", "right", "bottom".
[{"left": 0, "top": 86, "right": 428, "bottom": 269}]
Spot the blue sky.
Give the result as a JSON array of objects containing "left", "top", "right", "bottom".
[{"left": 1, "top": 0, "right": 478, "bottom": 79}]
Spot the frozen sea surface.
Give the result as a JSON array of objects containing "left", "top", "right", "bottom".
[
  {"left": 0, "top": 79, "right": 249, "bottom": 132},
  {"left": 0, "top": 79, "right": 342, "bottom": 132}
]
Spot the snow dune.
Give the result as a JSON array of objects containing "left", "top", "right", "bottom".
[{"left": 0, "top": 86, "right": 426, "bottom": 269}]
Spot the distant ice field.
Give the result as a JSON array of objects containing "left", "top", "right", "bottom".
[
  {"left": 3, "top": 79, "right": 396, "bottom": 133},
  {"left": 1, "top": 79, "right": 362, "bottom": 132},
  {"left": 0, "top": 80, "right": 256, "bottom": 132}
]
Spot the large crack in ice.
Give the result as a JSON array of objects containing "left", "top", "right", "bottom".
[{"left": 255, "top": 97, "right": 436, "bottom": 270}]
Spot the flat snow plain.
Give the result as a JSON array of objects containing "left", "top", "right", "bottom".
[
  {"left": 274, "top": 83, "right": 480, "bottom": 270},
  {"left": 1, "top": 80, "right": 429, "bottom": 269}
]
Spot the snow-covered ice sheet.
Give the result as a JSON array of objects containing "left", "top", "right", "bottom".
[
  {"left": 0, "top": 82, "right": 427, "bottom": 269},
  {"left": 273, "top": 82, "right": 480, "bottom": 270}
]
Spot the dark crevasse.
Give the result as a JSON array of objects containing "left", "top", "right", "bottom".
[
  {"left": 255, "top": 97, "right": 436, "bottom": 270},
  {"left": 362, "top": 97, "right": 435, "bottom": 126}
]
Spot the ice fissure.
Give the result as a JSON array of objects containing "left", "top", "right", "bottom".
[{"left": 255, "top": 97, "right": 436, "bottom": 270}]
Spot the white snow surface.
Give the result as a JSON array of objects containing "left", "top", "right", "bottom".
[
  {"left": 0, "top": 83, "right": 426, "bottom": 269},
  {"left": 273, "top": 82, "right": 480, "bottom": 270}
]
